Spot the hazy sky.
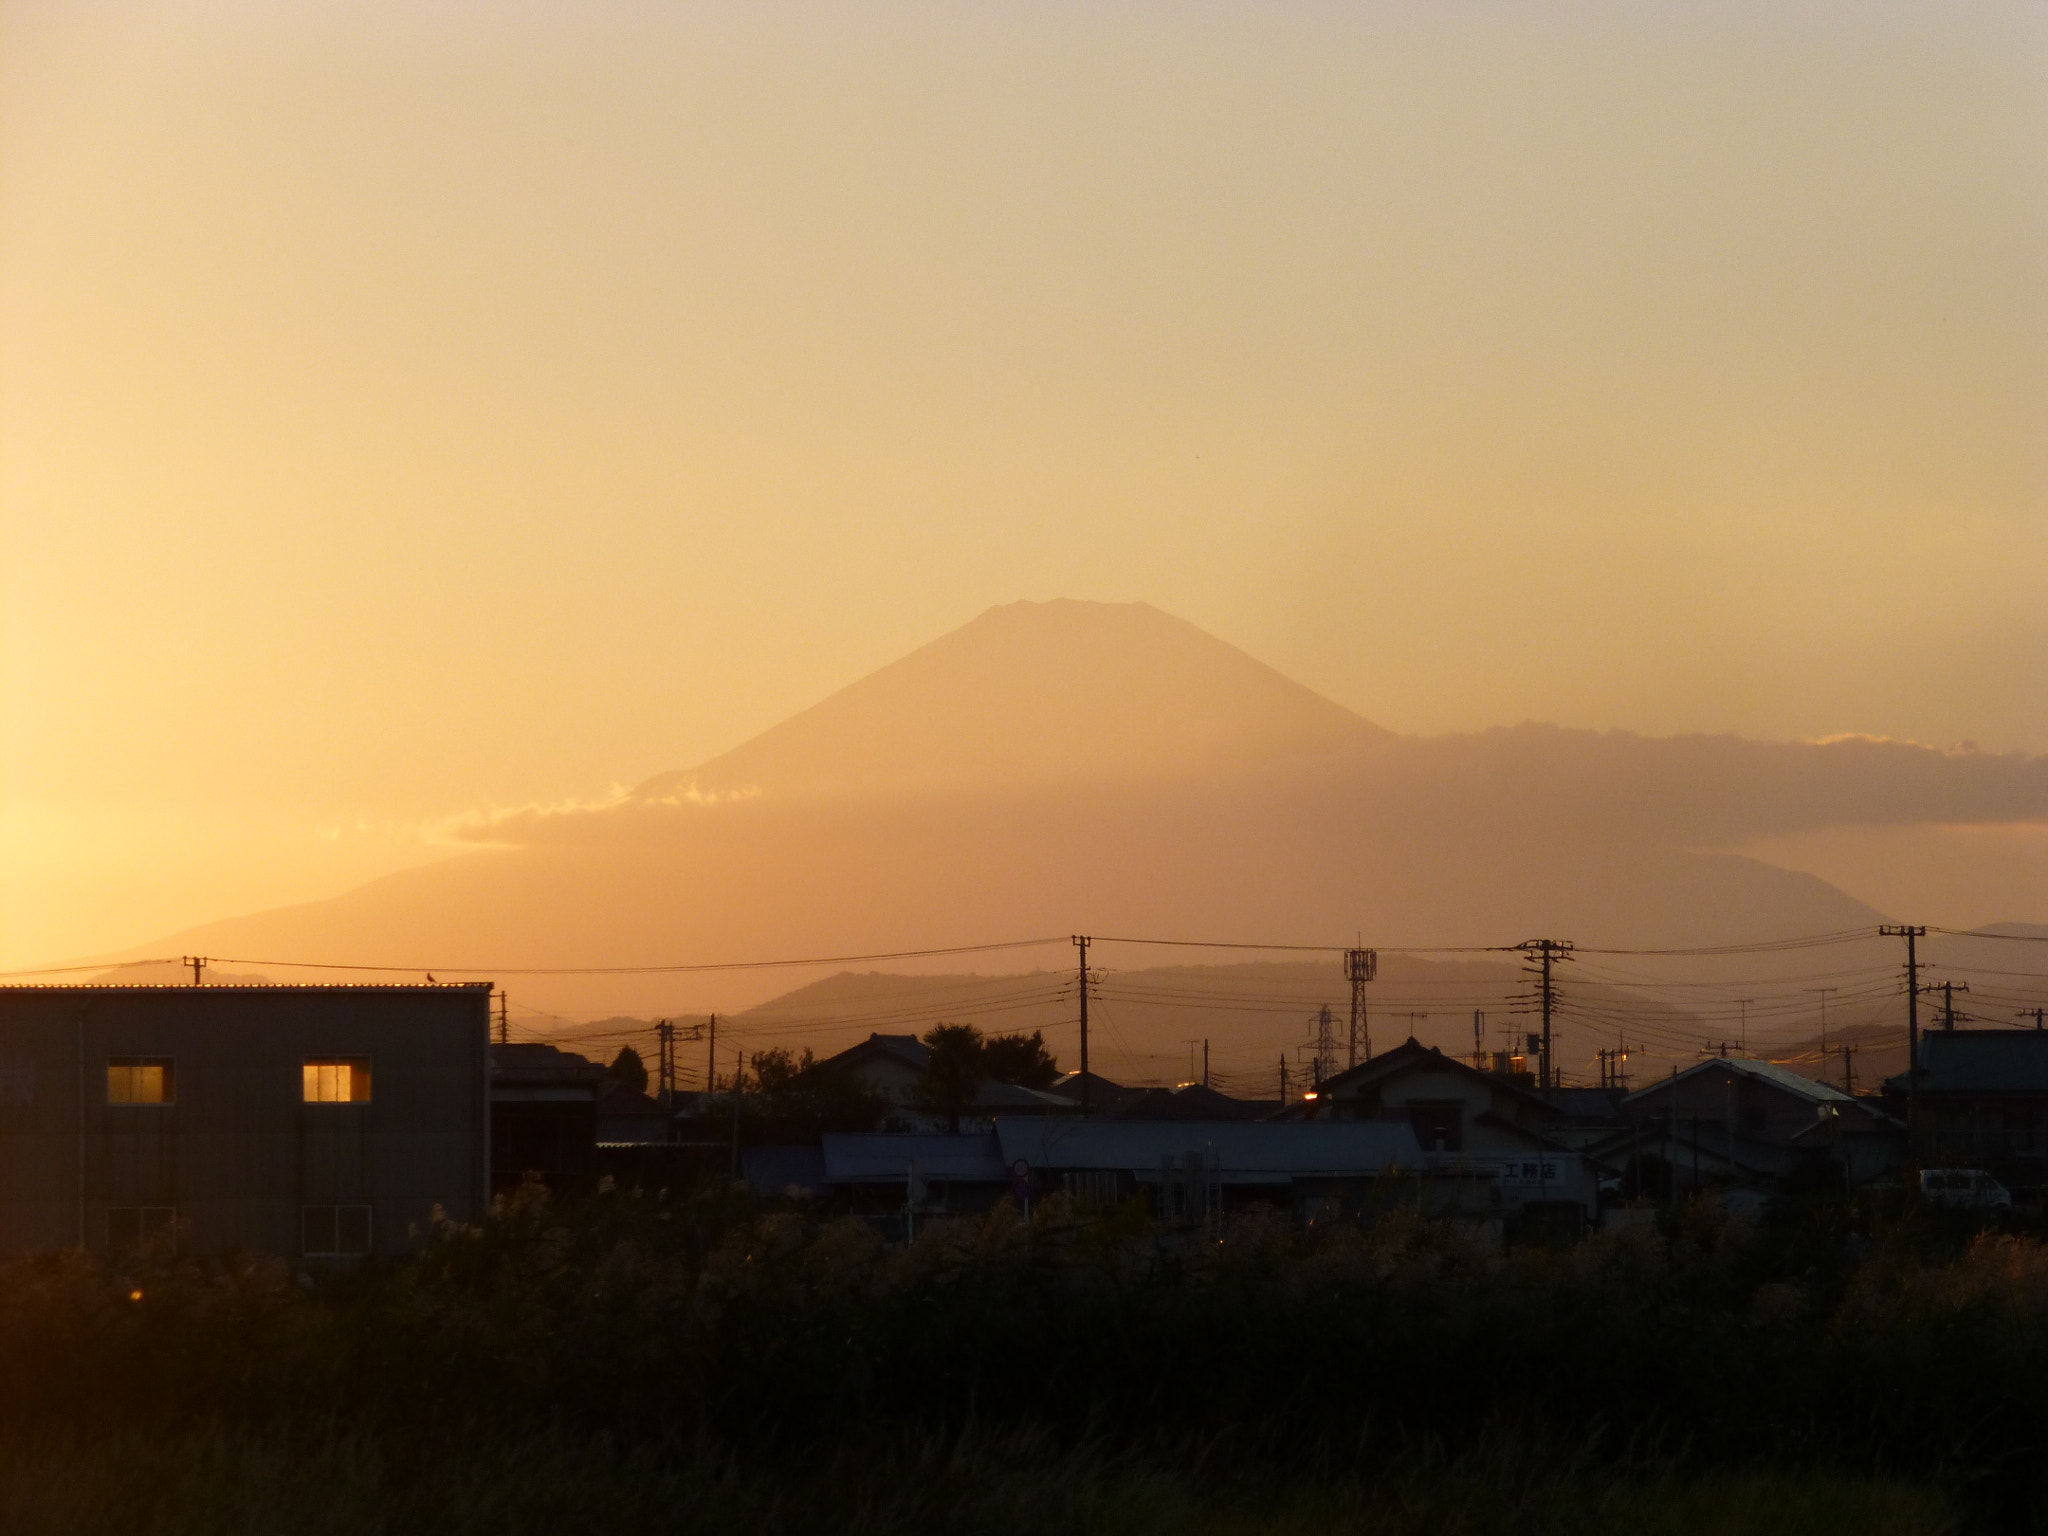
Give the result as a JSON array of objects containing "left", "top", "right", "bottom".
[{"left": 3, "top": 0, "right": 2045, "bottom": 966}]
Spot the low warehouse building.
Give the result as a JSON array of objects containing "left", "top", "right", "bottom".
[{"left": 0, "top": 984, "right": 491, "bottom": 1257}]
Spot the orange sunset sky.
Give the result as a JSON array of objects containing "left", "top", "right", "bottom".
[{"left": 2, "top": 1, "right": 2045, "bottom": 970}]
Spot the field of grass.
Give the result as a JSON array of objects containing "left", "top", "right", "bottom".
[
  {"left": 0, "top": 1423, "right": 1958, "bottom": 1536},
  {"left": 0, "top": 1185, "right": 2035, "bottom": 1531}
]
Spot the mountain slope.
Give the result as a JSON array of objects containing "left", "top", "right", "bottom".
[
  {"left": 633, "top": 599, "right": 1390, "bottom": 801},
  {"left": 123, "top": 600, "right": 2048, "bottom": 1018}
]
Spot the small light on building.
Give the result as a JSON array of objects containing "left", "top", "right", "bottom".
[
  {"left": 128, "top": 1289, "right": 143, "bottom": 1303},
  {"left": 1303, "top": 1091, "right": 1318, "bottom": 1100}
]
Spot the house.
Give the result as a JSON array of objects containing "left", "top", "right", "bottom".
[
  {"left": 1615, "top": 1057, "right": 1900, "bottom": 1195},
  {"left": 1886, "top": 1030, "right": 2048, "bottom": 1190},
  {"left": 817, "top": 1033, "right": 1073, "bottom": 1125},
  {"left": 1290, "top": 1038, "right": 1575, "bottom": 1157},
  {"left": 594, "top": 1079, "right": 670, "bottom": 1145},
  {"left": 818, "top": 1130, "right": 1013, "bottom": 1221},
  {"left": 995, "top": 1117, "right": 1596, "bottom": 1223},
  {"left": 1045, "top": 1069, "right": 1147, "bottom": 1116},
  {"left": 1108, "top": 1083, "right": 1275, "bottom": 1121},
  {"left": 491, "top": 1042, "right": 606, "bottom": 1193},
  {"left": 0, "top": 984, "right": 490, "bottom": 1257}
]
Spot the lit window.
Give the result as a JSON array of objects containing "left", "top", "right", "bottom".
[
  {"left": 108, "top": 1206, "right": 176, "bottom": 1250},
  {"left": 303, "top": 1205, "right": 372, "bottom": 1256},
  {"left": 302, "top": 1058, "right": 371, "bottom": 1103},
  {"left": 107, "top": 1059, "right": 174, "bottom": 1104}
]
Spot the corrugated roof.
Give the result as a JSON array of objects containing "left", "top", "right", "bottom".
[
  {"left": 994, "top": 1118, "right": 1420, "bottom": 1182},
  {"left": 821, "top": 1132, "right": 1010, "bottom": 1184}
]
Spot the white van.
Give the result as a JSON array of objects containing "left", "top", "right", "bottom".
[{"left": 1918, "top": 1168, "right": 2013, "bottom": 1211}]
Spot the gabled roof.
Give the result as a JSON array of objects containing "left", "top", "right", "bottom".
[
  {"left": 1624, "top": 1056, "right": 1854, "bottom": 1109},
  {"left": 595, "top": 1080, "right": 667, "bottom": 1119},
  {"left": 821, "top": 1033, "right": 930, "bottom": 1073},
  {"left": 1112, "top": 1083, "right": 1273, "bottom": 1121},
  {"left": 491, "top": 1042, "right": 606, "bottom": 1087},
  {"left": 1308, "top": 1037, "right": 1559, "bottom": 1118}
]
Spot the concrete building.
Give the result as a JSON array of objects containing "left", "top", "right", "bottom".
[{"left": 0, "top": 985, "right": 491, "bottom": 1257}]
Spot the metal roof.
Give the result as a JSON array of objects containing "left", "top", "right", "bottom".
[
  {"left": 821, "top": 1132, "right": 1011, "bottom": 1184},
  {"left": 994, "top": 1118, "right": 1421, "bottom": 1183},
  {"left": 1896, "top": 1030, "right": 2048, "bottom": 1094},
  {"left": 1624, "top": 1056, "right": 1853, "bottom": 1107}
]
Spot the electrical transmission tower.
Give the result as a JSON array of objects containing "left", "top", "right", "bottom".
[
  {"left": 1345, "top": 948, "right": 1376, "bottom": 1067},
  {"left": 1311, "top": 1004, "right": 1338, "bottom": 1087}
]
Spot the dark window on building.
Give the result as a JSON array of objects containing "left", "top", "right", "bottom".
[
  {"left": 107, "top": 1058, "right": 175, "bottom": 1104},
  {"left": 108, "top": 1206, "right": 176, "bottom": 1250},
  {"left": 303, "top": 1205, "right": 373, "bottom": 1256},
  {"left": 302, "top": 1058, "right": 372, "bottom": 1103},
  {"left": 1407, "top": 1100, "right": 1464, "bottom": 1152}
]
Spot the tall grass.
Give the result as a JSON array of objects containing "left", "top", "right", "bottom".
[{"left": 0, "top": 1186, "right": 2034, "bottom": 1527}]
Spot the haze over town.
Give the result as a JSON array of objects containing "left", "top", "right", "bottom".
[{"left": 4, "top": 2, "right": 2044, "bottom": 1070}]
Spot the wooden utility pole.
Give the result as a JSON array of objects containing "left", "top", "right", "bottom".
[
  {"left": 2020, "top": 1008, "right": 2048, "bottom": 1031},
  {"left": 1881, "top": 925, "right": 1927, "bottom": 1146},
  {"left": 1202, "top": 1038, "right": 1210, "bottom": 1089},
  {"left": 1936, "top": 980, "right": 1969, "bottom": 1030},
  {"left": 1516, "top": 940, "right": 1573, "bottom": 1091},
  {"left": 185, "top": 956, "right": 205, "bottom": 987},
  {"left": 1809, "top": 987, "right": 1837, "bottom": 1056},
  {"left": 655, "top": 1019, "right": 675, "bottom": 1105},
  {"left": 706, "top": 1014, "right": 718, "bottom": 1092},
  {"left": 495, "top": 991, "right": 509, "bottom": 1046},
  {"left": 729, "top": 1046, "right": 743, "bottom": 1178},
  {"left": 1074, "top": 936, "right": 1092, "bottom": 1116}
]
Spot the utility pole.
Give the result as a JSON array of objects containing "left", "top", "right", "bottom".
[
  {"left": 655, "top": 1020, "right": 676, "bottom": 1106},
  {"left": 1735, "top": 999, "right": 1755, "bottom": 1057},
  {"left": 1472, "top": 1010, "right": 1487, "bottom": 1071},
  {"left": 1074, "top": 936, "right": 1092, "bottom": 1117},
  {"left": 1516, "top": 940, "right": 1573, "bottom": 1091},
  {"left": 1841, "top": 1042, "right": 1856, "bottom": 1097},
  {"left": 1401, "top": 1011, "right": 1429, "bottom": 1044},
  {"left": 706, "top": 1014, "right": 718, "bottom": 1092},
  {"left": 185, "top": 956, "right": 205, "bottom": 987},
  {"left": 1937, "top": 980, "right": 1969, "bottom": 1031},
  {"left": 1809, "top": 988, "right": 1837, "bottom": 1057},
  {"left": 729, "top": 1046, "right": 744, "bottom": 1179},
  {"left": 2020, "top": 1008, "right": 2048, "bottom": 1031},
  {"left": 1881, "top": 925, "right": 1927, "bottom": 1147},
  {"left": 1278, "top": 1055, "right": 1289, "bottom": 1106},
  {"left": 1345, "top": 948, "right": 1376, "bottom": 1067},
  {"left": 493, "top": 990, "right": 509, "bottom": 1046},
  {"left": 1203, "top": 1039, "right": 1210, "bottom": 1089}
]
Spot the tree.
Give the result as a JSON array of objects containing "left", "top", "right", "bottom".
[
  {"left": 745, "top": 1046, "right": 890, "bottom": 1134},
  {"left": 911, "top": 1023, "right": 987, "bottom": 1133},
  {"left": 982, "top": 1030, "right": 1059, "bottom": 1090},
  {"left": 607, "top": 1045, "right": 649, "bottom": 1093}
]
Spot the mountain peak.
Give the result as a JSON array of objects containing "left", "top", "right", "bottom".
[{"left": 634, "top": 599, "right": 1388, "bottom": 801}]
